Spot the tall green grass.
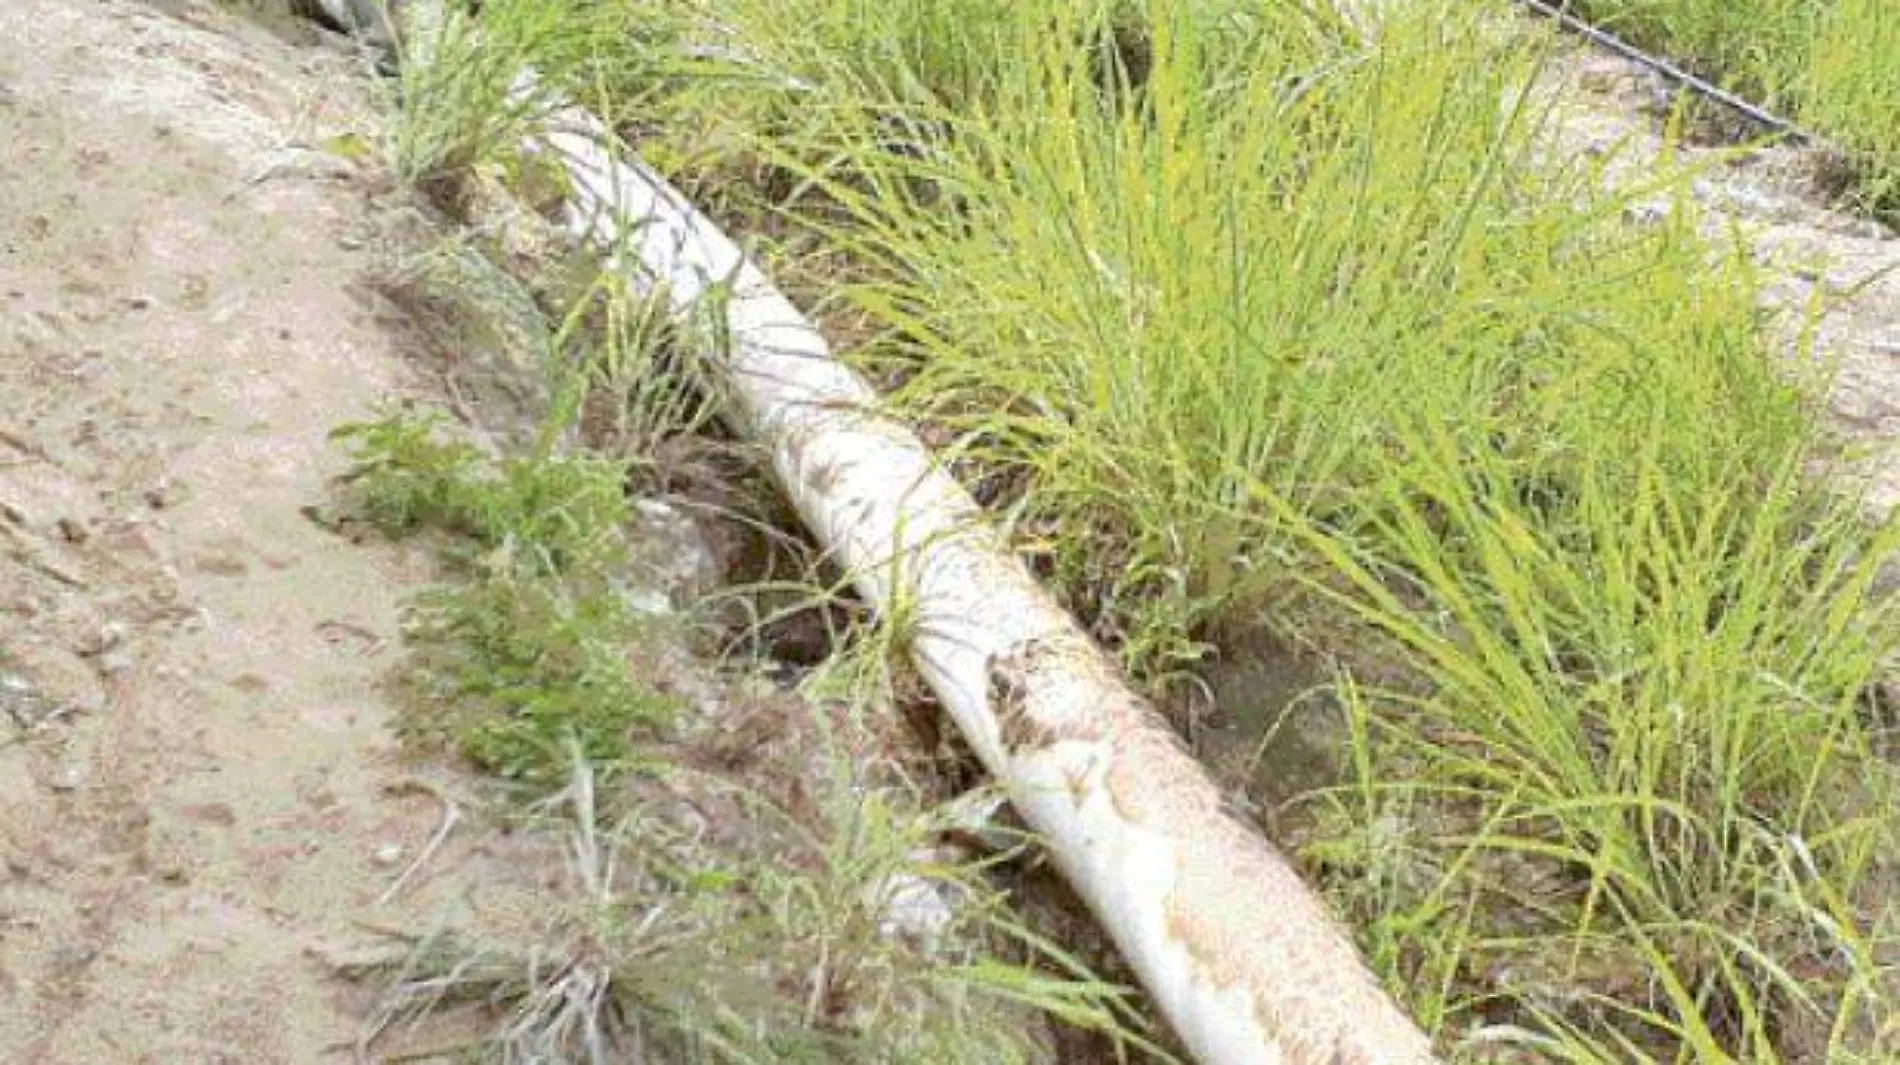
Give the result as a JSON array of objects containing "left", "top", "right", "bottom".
[
  {"left": 391, "top": 0, "right": 1900, "bottom": 1058},
  {"left": 614, "top": 0, "right": 1898, "bottom": 1057},
  {"left": 1568, "top": 0, "right": 1900, "bottom": 213}
]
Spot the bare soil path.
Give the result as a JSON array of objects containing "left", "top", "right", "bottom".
[{"left": 0, "top": 2, "right": 539, "bottom": 1060}]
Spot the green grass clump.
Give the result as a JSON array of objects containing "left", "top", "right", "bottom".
[
  {"left": 789, "top": 1, "right": 1814, "bottom": 676},
  {"left": 332, "top": 408, "right": 679, "bottom": 782},
  {"left": 1293, "top": 429, "right": 1900, "bottom": 1060},
  {"left": 387, "top": 0, "right": 687, "bottom": 198},
  {"left": 1568, "top": 0, "right": 1900, "bottom": 212},
  {"left": 572, "top": 0, "right": 1900, "bottom": 1057}
]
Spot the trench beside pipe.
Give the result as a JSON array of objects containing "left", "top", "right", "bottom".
[{"left": 527, "top": 99, "right": 1440, "bottom": 1065}]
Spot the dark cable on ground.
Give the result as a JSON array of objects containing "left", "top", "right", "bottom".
[{"left": 1514, "top": 0, "right": 1814, "bottom": 145}]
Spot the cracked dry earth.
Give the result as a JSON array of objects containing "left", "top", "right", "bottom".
[{"left": 0, "top": 1, "right": 550, "bottom": 1061}]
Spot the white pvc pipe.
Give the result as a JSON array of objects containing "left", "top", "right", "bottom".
[{"left": 528, "top": 98, "right": 1439, "bottom": 1065}]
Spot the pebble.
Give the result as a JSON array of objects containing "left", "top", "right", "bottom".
[
  {"left": 77, "top": 620, "right": 127, "bottom": 657},
  {"left": 144, "top": 479, "right": 177, "bottom": 509},
  {"left": 615, "top": 584, "right": 673, "bottom": 617},
  {"left": 1623, "top": 198, "right": 1672, "bottom": 226},
  {"left": 371, "top": 842, "right": 404, "bottom": 867},
  {"left": 871, "top": 866, "right": 959, "bottom": 952},
  {"left": 1, "top": 673, "right": 41, "bottom": 727},
  {"left": 0, "top": 672, "right": 37, "bottom": 702}
]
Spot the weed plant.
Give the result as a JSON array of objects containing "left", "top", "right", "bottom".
[
  {"left": 355, "top": 746, "right": 1152, "bottom": 1063},
  {"left": 332, "top": 408, "right": 681, "bottom": 781}
]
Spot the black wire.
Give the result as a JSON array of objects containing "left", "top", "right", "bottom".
[{"left": 1513, "top": 0, "right": 1814, "bottom": 145}]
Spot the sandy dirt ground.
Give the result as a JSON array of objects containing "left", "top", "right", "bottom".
[{"left": 0, "top": 1, "right": 555, "bottom": 1061}]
